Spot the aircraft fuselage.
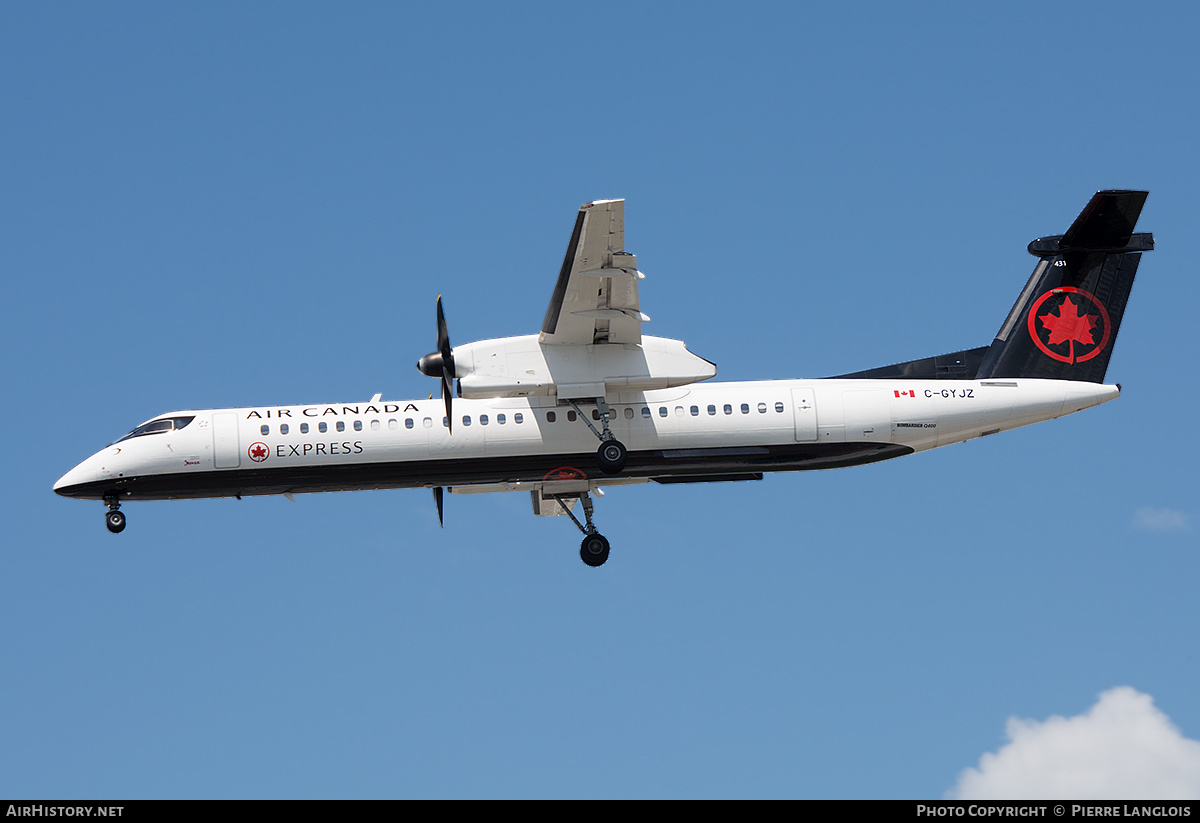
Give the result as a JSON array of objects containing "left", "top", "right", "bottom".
[
  {"left": 54, "top": 377, "right": 1117, "bottom": 502},
  {"left": 51, "top": 192, "right": 1150, "bottom": 565}
]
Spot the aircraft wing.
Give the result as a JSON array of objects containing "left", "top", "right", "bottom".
[{"left": 539, "top": 199, "right": 648, "bottom": 347}]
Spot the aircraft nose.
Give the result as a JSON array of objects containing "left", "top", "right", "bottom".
[
  {"left": 54, "top": 461, "right": 94, "bottom": 497},
  {"left": 53, "top": 449, "right": 117, "bottom": 498},
  {"left": 54, "top": 464, "right": 85, "bottom": 496}
]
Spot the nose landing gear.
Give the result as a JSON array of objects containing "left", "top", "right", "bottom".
[{"left": 104, "top": 494, "right": 126, "bottom": 534}]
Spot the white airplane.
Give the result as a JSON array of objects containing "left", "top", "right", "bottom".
[{"left": 55, "top": 191, "right": 1152, "bottom": 566}]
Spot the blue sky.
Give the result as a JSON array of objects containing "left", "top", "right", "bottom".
[{"left": 3, "top": 2, "right": 1198, "bottom": 799}]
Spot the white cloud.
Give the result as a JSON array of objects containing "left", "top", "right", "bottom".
[
  {"left": 947, "top": 687, "right": 1200, "bottom": 800},
  {"left": 1134, "top": 507, "right": 1190, "bottom": 532}
]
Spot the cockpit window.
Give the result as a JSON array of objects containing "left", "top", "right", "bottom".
[{"left": 115, "top": 415, "right": 195, "bottom": 443}]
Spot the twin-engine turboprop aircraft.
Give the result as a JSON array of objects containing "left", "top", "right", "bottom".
[{"left": 55, "top": 192, "right": 1152, "bottom": 566}]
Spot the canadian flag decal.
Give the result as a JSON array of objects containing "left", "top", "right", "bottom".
[{"left": 894, "top": 390, "right": 916, "bottom": 398}]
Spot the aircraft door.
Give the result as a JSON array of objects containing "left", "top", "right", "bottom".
[
  {"left": 791, "top": 388, "right": 818, "bottom": 442},
  {"left": 212, "top": 412, "right": 241, "bottom": 468},
  {"left": 841, "top": 390, "right": 890, "bottom": 441}
]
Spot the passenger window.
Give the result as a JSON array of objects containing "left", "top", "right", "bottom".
[
  {"left": 405, "top": 418, "right": 414, "bottom": 429},
  {"left": 567, "top": 410, "right": 576, "bottom": 422},
  {"left": 659, "top": 406, "right": 668, "bottom": 417},
  {"left": 775, "top": 402, "right": 785, "bottom": 413},
  {"left": 674, "top": 406, "right": 684, "bottom": 417},
  {"left": 300, "top": 423, "right": 309, "bottom": 434},
  {"left": 261, "top": 425, "right": 270, "bottom": 436},
  {"left": 280, "top": 423, "right": 289, "bottom": 435},
  {"left": 592, "top": 410, "right": 601, "bottom": 421},
  {"left": 642, "top": 407, "right": 651, "bottom": 418},
  {"left": 480, "top": 414, "right": 489, "bottom": 426},
  {"left": 354, "top": 420, "right": 364, "bottom": 431},
  {"left": 389, "top": 419, "right": 398, "bottom": 430},
  {"left": 724, "top": 404, "right": 733, "bottom": 415},
  {"left": 514, "top": 413, "right": 523, "bottom": 424},
  {"left": 741, "top": 403, "right": 750, "bottom": 414},
  {"left": 370, "top": 420, "right": 380, "bottom": 431},
  {"left": 442, "top": 417, "right": 449, "bottom": 428},
  {"left": 336, "top": 421, "right": 346, "bottom": 432},
  {"left": 497, "top": 413, "right": 506, "bottom": 425},
  {"left": 707, "top": 405, "right": 716, "bottom": 416},
  {"left": 463, "top": 416, "right": 471, "bottom": 427},
  {"left": 624, "top": 407, "right": 634, "bottom": 419},
  {"left": 547, "top": 411, "right": 556, "bottom": 423},
  {"left": 690, "top": 405, "right": 699, "bottom": 416},
  {"left": 423, "top": 417, "right": 432, "bottom": 428},
  {"left": 319, "top": 422, "right": 328, "bottom": 433},
  {"left": 758, "top": 402, "right": 767, "bottom": 414}
]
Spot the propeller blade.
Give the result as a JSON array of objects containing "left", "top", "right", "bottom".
[
  {"left": 441, "top": 366, "right": 453, "bottom": 433},
  {"left": 436, "top": 294, "right": 450, "bottom": 358},
  {"left": 433, "top": 486, "right": 444, "bottom": 527},
  {"left": 432, "top": 294, "right": 454, "bottom": 432},
  {"left": 416, "top": 296, "right": 457, "bottom": 430}
]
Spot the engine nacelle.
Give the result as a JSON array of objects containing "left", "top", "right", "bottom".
[{"left": 452, "top": 334, "right": 716, "bottom": 400}]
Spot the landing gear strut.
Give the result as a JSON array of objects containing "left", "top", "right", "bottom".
[
  {"left": 569, "top": 398, "right": 628, "bottom": 475},
  {"left": 555, "top": 492, "right": 611, "bottom": 567},
  {"left": 104, "top": 494, "right": 126, "bottom": 534}
]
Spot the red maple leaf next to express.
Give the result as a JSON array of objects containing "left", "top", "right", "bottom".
[{"left": 1039, "top": 294, "right": 1099, "bottom": 364}]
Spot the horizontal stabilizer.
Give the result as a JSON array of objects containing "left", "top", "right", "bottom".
[
  {"left": 1060, "top": 190, "right": 1147, "bottom": 250},
  {"left": 1028, "top": 191, "right": 1153, "bottom": 256}
]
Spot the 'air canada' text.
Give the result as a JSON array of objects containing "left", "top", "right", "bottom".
[{"left": 246, "top": 404, "right": 419, "bottom": 420}]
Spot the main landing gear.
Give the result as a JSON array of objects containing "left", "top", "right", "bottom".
[
  {"left": 104, "top": 494, "right": 126, "bottom": 534},
  {"left": 555, "top": 492, "right": 611, "bottom": 567},
  {"left": 569, "top": 398, "right": 628, "bottom": 475}
]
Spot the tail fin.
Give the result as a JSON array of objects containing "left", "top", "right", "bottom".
[{"left": 975, "top": 190, "right": 1152, "bottom": 383}]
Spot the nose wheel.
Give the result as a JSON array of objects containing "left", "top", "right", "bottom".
[
  {"left": 104, "top": 494, "right": 126, "bottom": 534},
  {"left": 106, "top": 510, "right": 126, "bottom": 534}
]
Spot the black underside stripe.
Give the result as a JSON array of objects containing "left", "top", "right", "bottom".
[{"left": 55, "top": 443, "right": 913, "bottom": 501}]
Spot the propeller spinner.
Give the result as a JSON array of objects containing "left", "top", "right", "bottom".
[{"left": 416, "top": 294, "right": 455, "bottom": 432}]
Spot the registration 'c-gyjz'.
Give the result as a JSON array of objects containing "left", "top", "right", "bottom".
[{"left": 55, "top": 192, "right": 1153, "bottom": 567}]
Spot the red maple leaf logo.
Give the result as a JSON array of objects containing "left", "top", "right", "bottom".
[
  {"left": 1027, "top": 287, "right": 1112, "bottom": 365},
  {"left": 1036, "top": 294, "right": 1101, "bottom": 364},
  {"left": 248, "top": 442, "right": 269, "bottom": 462}
]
